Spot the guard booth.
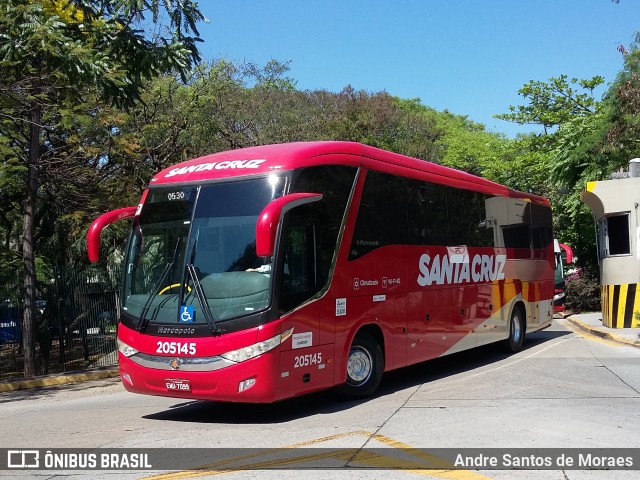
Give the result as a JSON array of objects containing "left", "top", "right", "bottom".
[{"left": 580, "top": 159, "right": 640, "bottom": 328}]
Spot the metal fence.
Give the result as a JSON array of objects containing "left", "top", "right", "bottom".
[{"left": 0, "top": 264, "right": 121, "bottom": 381}]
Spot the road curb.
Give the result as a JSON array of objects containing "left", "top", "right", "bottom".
[
  {"left": 0, "top": 367, "right": 120, "bottom": 393},
  {"left": 566, "top": 317, "right": 640, "bottom": 347}
]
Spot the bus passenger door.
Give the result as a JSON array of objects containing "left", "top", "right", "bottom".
[{"left": 276, "top": 208, "right": 334, "bottom": 395}]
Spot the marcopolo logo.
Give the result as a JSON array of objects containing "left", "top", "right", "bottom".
[
  {"left": 417, "top": 253, "right": 506, "bottom": 287},
  {"left": 164, "top": 159, "right": 266, "bottom": 177}
]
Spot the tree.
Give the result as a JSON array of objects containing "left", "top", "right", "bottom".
[
  {"left": 0, "top": 0, "right": 204, "bottom": 377},
  {"left": 549, "top": 42, "right": 640, "bottom": 274},
  {"left": 123, "top": 63, "right": 446, "bottom": 167},
  {"left": 495, "top": 75, "right": 604, "bottom": 134},
  {"left": 495, "top": 74, "right": 611, "bottom": 273}
]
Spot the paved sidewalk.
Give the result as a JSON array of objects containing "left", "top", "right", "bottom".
[
  {"left": 0, "top": 366, "right": 119, "bottom": 393},
  {"left": 562, "top": 311, "right": 640, "bottom": 347}
]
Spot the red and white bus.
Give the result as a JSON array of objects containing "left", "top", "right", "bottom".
[{"left": 88, "top": 141, "right": 554, "bottom": 402}]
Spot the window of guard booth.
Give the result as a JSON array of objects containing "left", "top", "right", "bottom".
[{"left": 599, "top": 213, "right": 631, "bottom": 257}]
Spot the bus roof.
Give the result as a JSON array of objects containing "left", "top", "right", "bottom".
[{"left": 149, "top": 141, "right": 549, "bottom": 205}]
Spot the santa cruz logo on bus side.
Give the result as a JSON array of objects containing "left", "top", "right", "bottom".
[
  {"left": 163, "top": 159, "right": 266, "bottom": 177},
  {"left": 417, "top": 253, "right": 506, "bottom": 287}
]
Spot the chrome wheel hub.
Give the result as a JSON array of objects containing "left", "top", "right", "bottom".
[{"left": 346, "top": 347, "right": 372, "bottom": 385}]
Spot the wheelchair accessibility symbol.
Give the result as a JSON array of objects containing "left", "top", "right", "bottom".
[{"left": 179, "top": 306, "right": 195, "bottom": 323}]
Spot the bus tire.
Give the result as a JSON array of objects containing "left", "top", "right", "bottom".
[
  {"left": 336, "top": 332, "right": 384, "bottom": 399},
  {"left": 505, "top": 306, "right": 525, "bottom": 353}
]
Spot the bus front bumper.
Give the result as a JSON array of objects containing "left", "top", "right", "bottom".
[{"left": 118, "top": 351, "right": 279, "bottom": 403}]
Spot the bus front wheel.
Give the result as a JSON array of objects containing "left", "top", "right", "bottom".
[
  {"left": 336, "top": 332, "right": 384, "bottom": 399},
  {"left": 505, "top": 306, "right": 525, "bottom": 353}
]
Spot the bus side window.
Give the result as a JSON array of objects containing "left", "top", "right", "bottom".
[
  {"left": 278, "top": 204, "right": 328, "bottom": 313},
  {"left": 349, "top": 171, "right": 408, "bottom": 260},
  {"left": 406, "top": 181, "right": 448, "bottom": 246},
  {"left": 278, "top": 165, "right": 357, "bottom": 313}
]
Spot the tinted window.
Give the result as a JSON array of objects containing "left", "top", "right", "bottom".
[
  {"left": 502, "top": 226, "right": 531, "bottom": 249},
  {"left": 349, "top": 171, "right": 408, "bottom": 260},
  {"left": 607, "top": 214, "right": 630, "bottom": 256},
  {"left": 406, "top": 180, "right": 449, "bottom": 246},
  {"left": 192, "top": 180, "right": 284, "bottom": 275},
  {"left": 350, "top": 172, "right": 495, "bottom": 260},
  {"left": 279, "top": 165, "right": 357, "bottom": 312},
  {"left": 447, "top": 189, "right": 495, "bottom": 247},
  {"left": 495, "top": 199, "right": 553, "bottom": 258},
  {"left": 528, "top": 203, "right": 553, "bottom": 250}
]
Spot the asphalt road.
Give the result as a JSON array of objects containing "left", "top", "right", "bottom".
[{"left": 1, "top": 319, "right": 638, "bottom": 480}]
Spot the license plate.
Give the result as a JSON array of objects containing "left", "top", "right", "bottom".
[{"left": 165, "top": 378, "right": 191, "bottom": 392}]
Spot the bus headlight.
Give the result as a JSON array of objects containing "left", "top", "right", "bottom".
[
  {"left": 117, "top": 338, "right": 139, "bottom": 358},
  {"left": 220, "top": 328, "right": 293, "bottom": 364}
]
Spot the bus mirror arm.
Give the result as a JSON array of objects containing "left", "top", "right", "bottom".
[
  {"left": 87, "top": 206, "right": 138, "bottom": 262},
  {"left": 256, "top": 193, "right": 323, "bottom": 257}
]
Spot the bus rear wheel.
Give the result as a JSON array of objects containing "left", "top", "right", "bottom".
[
  {"left": 505, "top": 306, "right": 525, "bottom": 353},
  {"left": 336, "top": 332, "right": 384, "bottom": 399}
]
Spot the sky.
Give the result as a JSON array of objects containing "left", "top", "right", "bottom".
[{"left": 195, "top": 1, "right": 639, "bottom": 138}]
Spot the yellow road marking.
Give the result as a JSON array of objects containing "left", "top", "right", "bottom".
[
  {"left": 370, "top": 433, "right": 492, "bottom": 480},
  {"left": 559, "top": 319, "right": 625, "bottom": 347},
  {"left": 142, "top": 430, "right": 492, "bottom": 480}
]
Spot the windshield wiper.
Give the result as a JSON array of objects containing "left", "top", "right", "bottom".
[
  {"left": 185, "top": 264, "right": 224, "bottom": 336},
  {"left": 137, "top": 261, "right": 173, "bottom": 332},
  {"left": 137, "top": 238, "right": 182, "bottom": 332}
]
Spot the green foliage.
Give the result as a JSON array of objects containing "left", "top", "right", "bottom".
[
  {"left": 548, "top": 110, "right": 615, "bottom": 267},
  {"left": 551, "top": 112, "right": 611, "bottom": 190},
  {"left": 393, "top": 98, "right": 514, "bottom": 177},
  {"left": 122, "top": 63, "right": 454, "bottom": 172},
  {"left": 565, "top": 275, "right": 601, "bottom": 313},
  {"left": 495, "top": 72, "right": 617, "bottom": 274},
  {"left": 0, "top": 45, "right": 527, "bottom": 276},
  {"left": 604, "top": 48, "right": 640, "bottom": 159},
  {"left": 0, "top": 0, "right": 203, "bottom": 107},
  {"left": 0, "top": 0, "right": 206, "bottom": 376},
  {"left": 547, "top": 46, "right": 640, "bottom": 275},
  {"left": 1, "top": 2, "right": 639, "bottom": 330},
  {"left": 494, "top": 48, "right": 640, "bottom": 279},
  {"left": 495, "top": 75, "right": 604, "bottom": 133},
  {"left": 0, "top": 0, "right": 207, "bottom": 260}
]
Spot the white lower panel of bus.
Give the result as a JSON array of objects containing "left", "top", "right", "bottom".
[{"left": 442, "top": 296, "right": 552, "bottom": 356}]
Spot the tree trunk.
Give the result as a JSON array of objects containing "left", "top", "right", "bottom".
[{"left": 22, "top": 102, "right": 41, "bottom": 378}]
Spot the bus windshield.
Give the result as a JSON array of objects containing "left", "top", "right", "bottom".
[{"left": 122, "top": 176, "right": 287, "bottom": 328}]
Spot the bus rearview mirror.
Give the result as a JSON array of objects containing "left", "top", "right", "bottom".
[
  {"left": 87, "top": 206, "right": 137, "bottom": 262},
  {"left": 255, "top": 193, "right": 323, "bottom": 257}
]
